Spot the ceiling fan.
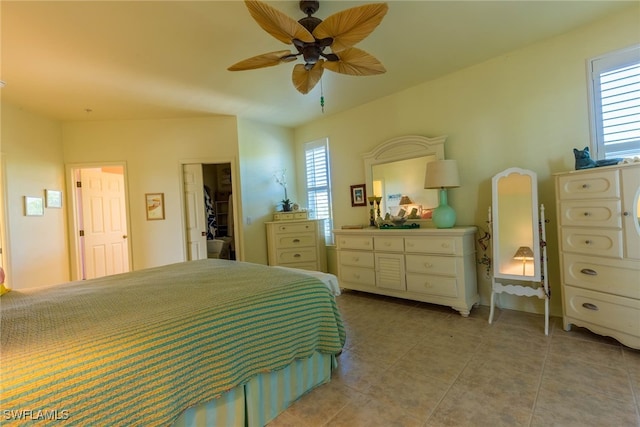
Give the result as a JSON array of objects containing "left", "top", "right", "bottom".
[{"left": 228, "top": 0, "right": 388, "bottom": 95}]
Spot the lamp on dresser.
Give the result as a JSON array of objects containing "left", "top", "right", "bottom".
[{"left": 424, "top": 159, "right": 460, "bottom": 229}]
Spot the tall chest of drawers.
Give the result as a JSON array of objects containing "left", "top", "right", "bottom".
[
  {"left": 333, "top": 227, "right": 478, "bottom": 316},
  {"left": 266, "top": 219, "right": 327, "bottom": 272},
  {"left": 555, "top": 163, "right": 640, "bottom": 349}
]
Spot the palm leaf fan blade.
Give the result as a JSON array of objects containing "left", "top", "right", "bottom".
[
  {"left": 292, "top": 61, "right": 324, "bottom": 94},
  {"left": 313, "top": 3, "right": 388, "bottom": 53},
  {"left": 228, "top": 50, "right": 296, "bottom": 71},
  {"left": 244, "top": 0, "right": 315, "bottom": 45},
  {"left": 323, "top": 48, "right": 386, "bottom": 76}
]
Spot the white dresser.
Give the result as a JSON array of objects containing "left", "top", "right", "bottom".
[
  {"left": 266, "top": 219, "right": 327, "bottom": 272},
  {"left": 333, "top": 227, "right": 478, "bottom": 316},
  {"left": 555, "top": 163, "right": 640, "bottom": 349}
]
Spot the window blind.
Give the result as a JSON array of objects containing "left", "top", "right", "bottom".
[
  {"left": 305, "top": 139, "right": 333, "bottom": 243},
  {"left": 590, "top": 45, "right": 640, "bottom": 159}
]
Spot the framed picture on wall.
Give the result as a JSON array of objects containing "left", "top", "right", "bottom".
[
  {"left": 350, "top": 184, "right": 367, "bottom": 207},
  {"left": 45, "top": 189, "right": 63, "bottom": 208},
  {"left": 25, "top": 196, "right": 44, "bottom": 216},
  {"left": 145, "top": 193, "right": 165, "bottom": 220}
]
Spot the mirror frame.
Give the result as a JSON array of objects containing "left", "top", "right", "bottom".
[
  {"left": 491, "top": 167, "right": 541, "bottom": 281},
  {"left": 363, "top": 135, "right": 447, "bottom": 225}
]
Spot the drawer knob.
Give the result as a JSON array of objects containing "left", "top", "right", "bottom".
[
  {"left": 623, "top": 211, "right": 630, "bottom": 217},
  {"left": 293, "top": 239, "right": 300, "bottom": 243},
  {"left": 584, "top": 240, "right": 593, "bottom": 245},
  {"left": 583, "top": 211, "right": 591, "bottom": 217},
  {"left": 294, "top": 253, "right": 301, "bottom": 258},
  {"left": 353, "top": 257, "right": 359, "bottom": 262},
  {"left": 423, "top": 262, "right": 433, "bottom": 268},
  {"left": 581, "top": 183, "right": 590, "bottom": 189},
  {"left": 423, "top": 282, "right": 432, "bottom": 288},
  {"left": 441, "top": 243, "right": 450, "bottom": 248},
  {"left": 580, "top": 268, "right": 598, "bottom": 276},
  {"left": 582, "top": 302, "right": 599, "bottom": 311}
]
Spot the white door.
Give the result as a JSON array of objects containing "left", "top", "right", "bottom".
[
  {"left": 183, "top": 164, "right": 207, "bottom": 260},
  {"left": 80, "top": 168, "right": 130, "bottom": 279}
]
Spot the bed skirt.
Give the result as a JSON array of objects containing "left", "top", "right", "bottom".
[{"left": 172, "top": 352, "right": 336, "bottom": 427}]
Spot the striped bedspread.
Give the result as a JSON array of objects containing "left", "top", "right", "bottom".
[{"left": 0, "top": 259, "right": 345, "bottom": 426}]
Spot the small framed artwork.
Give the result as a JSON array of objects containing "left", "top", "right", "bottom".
[
  {"left": 350, "top": 184, "right": 367, "bottom": 207},
  {"left": 145, "top": 193, "right": 165, "bottom": 220},
  {"left": 45, "top": 189, "right": 63, "bottom": 208},
  {"left": 25, "top": 196, "right": 44, "bottom": 216}
]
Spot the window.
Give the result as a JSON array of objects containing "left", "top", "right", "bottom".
[
  {"left": 588, "top": 45, "right": 640, "bottom": 159},
  {"left": 304, "top": 138, "right": 333, "bottom": 243}
]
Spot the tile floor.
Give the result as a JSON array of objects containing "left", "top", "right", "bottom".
[{"left": 268, "top": 290, "right": 640, "bottom": 427}]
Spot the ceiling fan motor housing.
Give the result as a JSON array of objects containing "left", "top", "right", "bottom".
[{"left": 299, "top": 1, "right": 319, "bottom": 16}]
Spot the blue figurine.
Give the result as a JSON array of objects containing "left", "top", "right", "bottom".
[{"left": 573, "top": 147, "right": 622, "bottom": 170}]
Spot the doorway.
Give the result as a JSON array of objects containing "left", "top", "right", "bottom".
[
  {"left": 67, "top": 163, "right": 131, "bottom": 280},
  {"left": 183, "top": 162, "right": 237, "bottom": 261}
]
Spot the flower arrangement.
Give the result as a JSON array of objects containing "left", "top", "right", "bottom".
[{"left": 274, "top": 169, "right": 291, "bottom": 211}]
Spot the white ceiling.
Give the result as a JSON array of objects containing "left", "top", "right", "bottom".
[{"left": 1, "top": 0, "right": 634, "bottom": 128}]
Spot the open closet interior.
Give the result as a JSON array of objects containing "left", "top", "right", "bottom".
[{"left": 203, "top": 163, "right": 235, "bottom": 260}]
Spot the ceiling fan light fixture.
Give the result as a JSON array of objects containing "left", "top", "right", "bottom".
[{"left": 229, "top": 0, "right": 388, "bottom": 94}]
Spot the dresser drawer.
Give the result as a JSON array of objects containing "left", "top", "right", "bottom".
[
  {"left": 564, "top": 285, "right": 640, "bottom": 337},
  {"left": 336, "top": 235, "right": 373, "bottom": 251},
  {"left": 275, "top": 247, "right": 317, "bottom": 264},
  {"left": 272, "top": 232, "right": 316, "bottom": 249},
  {"left": 406, "top": 274, "right": 458, "bottom": 298},
  {"left": 561, "top": 228, "right": 623, "bottom": 258},
  {"left": 272, "top": 222, "right": 315, "bottom": 234},
  {"left": 559, "top": 200, "right": 621, "bottom": 228},
  {"left": 562, "top": 253, "right": 640, "bottom": 299},
  {"left": 404, "top": 236, "right": 459, "bottom": 255},
  {"left": 280, "top": 262, "right": 318, "bottom": 271},
  {"left": 339, "top": 265, "right": 375, "bottom": 287},
  {"left": 338, "top": 250, "right": 374, "bottom": 268},
  {"left": 557, "top": 169, "right": 620, "bottom": 200},
  {"left": 374, "top": 236, "right": 404, "bottom": 252},
  {"left": 405, "top": 254, "right": 457, "bottom": 276}
]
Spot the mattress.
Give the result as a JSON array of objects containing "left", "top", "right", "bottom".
[{"left": 0, "top": 259, "right": 345, "bottom": 426}]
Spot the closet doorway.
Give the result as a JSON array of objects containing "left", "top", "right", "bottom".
[{"left": 183, "top": 162, "right": 237, "bottom": 261}]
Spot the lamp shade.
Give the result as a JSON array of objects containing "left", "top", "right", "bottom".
[
  {"left": 513, "top": 246, "right": 534, "bottom": 260},
  {"left": 398, "top": 195, "right": 413, "bottom": 205},
  {"left": 424, "top": 160, "right": 460, "bottom": 189}
]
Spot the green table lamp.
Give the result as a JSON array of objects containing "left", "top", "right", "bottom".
[{"left": 424, "top": 159, "right": 460, "bottom": 228}]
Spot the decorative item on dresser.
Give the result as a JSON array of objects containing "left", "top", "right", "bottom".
[
  {"left": 424, "top": 159, "right": 461, "bottom": 229},
  {"left": 333, "top": 227, "right": 479, "bottom": 316},
  {"left": 266, "top": 219, "right": 327, "bottom": 272},
  {"left": 555, "top": 163, "right": 640, "bottom": 349},
  {"left": 487, "top": 168, "right": 550, "bottom": 335}
]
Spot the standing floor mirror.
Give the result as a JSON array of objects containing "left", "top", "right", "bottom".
[{"left": 488, "top": 167, "right": 550, "bottom": 335}]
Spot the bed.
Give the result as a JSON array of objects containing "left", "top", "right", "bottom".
[{"left": 0, "top": 259, "right": 345, "bottom": 426}]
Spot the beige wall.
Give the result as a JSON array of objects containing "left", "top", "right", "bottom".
[
  {"left": 237, "top": 118, "right": 296, "bottom": 264},
  {"left": 0, "top": 111, "right": 296, "bottom": 288},
  {"left": 62, "top": 116, "right": 242, "bottom": 271},
  {"left": 1, "top": 103, "right": 69, "bottom": 288},
  {"left": 293, "top": 5, "right": 640, "bottom": 317}
]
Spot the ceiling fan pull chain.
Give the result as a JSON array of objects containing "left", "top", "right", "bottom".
[{"left": 320, "top": 78, "right": 325, "bottom": 113}]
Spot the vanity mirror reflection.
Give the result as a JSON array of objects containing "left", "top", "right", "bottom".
[
  {"left": 363, "top": 135, "right": 446, "bottom": 225},
  {"left": 488, "top": 167, "right": 550, "bottom": 334}
]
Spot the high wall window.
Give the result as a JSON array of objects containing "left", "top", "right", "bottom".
[
  {"left": 304, "top": 138, "right": 333, "bottom": 244},
  {"left": 588, "top": 45, "right": 640, "bottom": 159}
]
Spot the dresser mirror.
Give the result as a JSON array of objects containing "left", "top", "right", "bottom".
[
  {"left": 491, "top": 167, "right": 541, "bottom": 280},
  {"left": 363, "top": 135, "right": 446, "bottom": 224}
]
